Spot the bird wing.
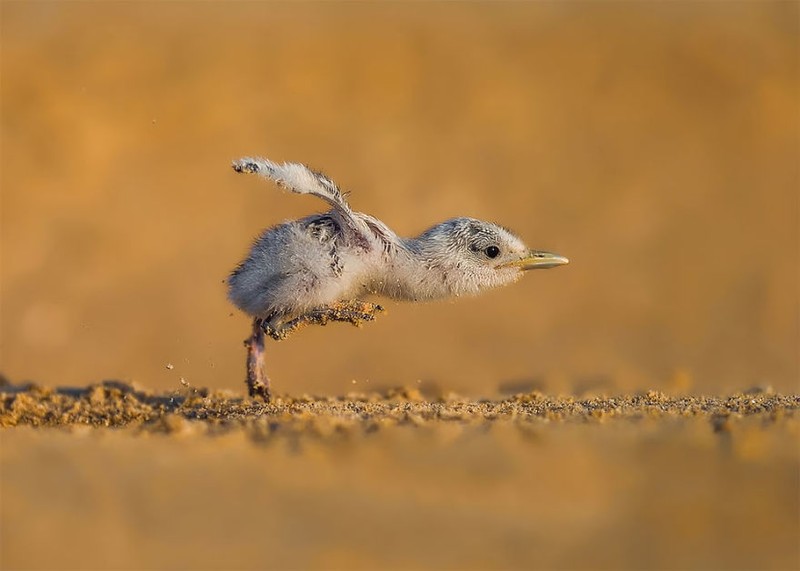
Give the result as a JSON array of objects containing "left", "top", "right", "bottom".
[
  {"left": 233, "top": 157, "right": 352, "bottom": 212},
  {"left": 232, "top": 157, "right": 378, "bottom": 248}
]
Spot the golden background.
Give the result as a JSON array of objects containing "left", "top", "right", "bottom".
[
  {"left": 2, "top": 2, "right": 797, "bottom": 397},
  {"left": 1, "top": 3, "right": 798, "bottom": 570}
]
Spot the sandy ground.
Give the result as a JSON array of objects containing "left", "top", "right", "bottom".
[{"left": 2, "top": 381, "right": 798, "bottom": 570}]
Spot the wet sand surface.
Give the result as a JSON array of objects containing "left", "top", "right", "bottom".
[{"left": 2, "top": 382, "right": 798, "bottom": 570}]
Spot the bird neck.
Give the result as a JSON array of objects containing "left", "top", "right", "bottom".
[{"left": 374, "top": 236, "right": 482, "bottom": 302}]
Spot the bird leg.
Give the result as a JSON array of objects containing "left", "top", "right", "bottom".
[
  {"left": 245, "top": 303, "right": 382, "bottom": 398},
  {"left": 244, "top": 317, "right": 271, "bottom": 400},
  {"left": 263, "top": 301, "right": 384, "bottom": 341}
]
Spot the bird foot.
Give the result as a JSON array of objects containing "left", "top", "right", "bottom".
[
  {"left": 244, "top": 318, "right": 271, "bottom": 400},
  {"left": 264, "top": 301, "right": 384, "bottom": 341}
]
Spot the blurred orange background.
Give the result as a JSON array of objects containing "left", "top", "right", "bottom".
[{"left": 2, "top": 1, "right": 798, "bottom": 396}]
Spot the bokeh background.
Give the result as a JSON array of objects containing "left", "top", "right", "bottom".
[
  {"left": 2, "top": 4, "right": 799, "bottom": 571},
  {"left": 2, "top": 1, "right": 798, "bottom": 396}
]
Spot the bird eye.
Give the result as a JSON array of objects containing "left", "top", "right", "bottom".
[{"left": 484, "top": 245, "right": 501, "bottom": 259}]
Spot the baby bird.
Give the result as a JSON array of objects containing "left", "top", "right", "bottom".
[{"left": 229, "top": 157, "right": 568, "bottom": 399}]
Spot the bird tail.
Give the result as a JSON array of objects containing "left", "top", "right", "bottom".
[{"left": 232, "top": 157, "right": 352, "bottom": 213}]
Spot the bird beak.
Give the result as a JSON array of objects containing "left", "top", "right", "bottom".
[{"left": 499, "top": 250, "right": 570, "bottom": 271}]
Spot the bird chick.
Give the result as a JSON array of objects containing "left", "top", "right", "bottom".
[{"left": 228, "top": 157, "right": 568, "bottom": 400}]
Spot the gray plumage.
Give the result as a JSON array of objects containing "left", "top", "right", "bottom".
[
  {"left": 229, "top": 157, "right": 567, "bottom": 330},
  {"left": 228, "top": 157, "right": 568, "bottom": 399}
]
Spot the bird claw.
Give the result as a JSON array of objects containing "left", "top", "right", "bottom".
[
  {"left": 260, "top": 320, "right": 287, "bottom": 341},
  {"left": 322, "top": 300, "right": 385, "bottom": 326},
  {"left": 263, "top": 301, "right": 384, "bottom": 341}
]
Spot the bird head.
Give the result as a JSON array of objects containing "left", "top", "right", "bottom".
[{"left": 413, "top": 217, "right": 569, "bottom": 297}]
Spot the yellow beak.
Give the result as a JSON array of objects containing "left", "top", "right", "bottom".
[{"left": 499, "top": 250, "right": 569, "bottom": 270}]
